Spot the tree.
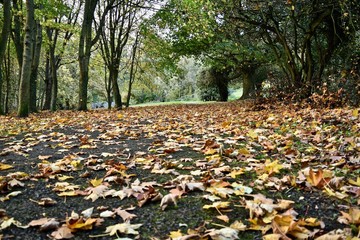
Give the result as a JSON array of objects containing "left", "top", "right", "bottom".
[
  {"left": 78, "top": 0, "right": 115, "bottom": 111},
  {"left": 150, "top": 0, "right": 359, "bottom": 100},
  {"left": 29, "top": 16, "right": 42, "bottom": 112},
  {"left": 226, "top": 0, "right": 359, "bottom": 95},
  {"left": 43, "top": 0, "right": 81, "bottom": 111},
  {"left": 0, "top": 0, "right": 11, "bottom": 115},
  {"left": 126, "top": 31, "right": 140, "bottom": 107},
  {"left": 149, "top": 0, "right": 269, "bottom": 100},
  {"left": 17, "top": 0, "right": 35, "bottom": 117},
  {"left": 99, "top": 0, "right": 141, "bottom": 110}
]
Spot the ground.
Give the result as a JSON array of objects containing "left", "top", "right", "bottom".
[{"left": 0, "top": 101, "right": 359, "bottom": 240}]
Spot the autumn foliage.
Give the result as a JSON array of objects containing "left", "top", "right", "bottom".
[{"left": 0, "top": 102, "right": 359, "bottom": 239}]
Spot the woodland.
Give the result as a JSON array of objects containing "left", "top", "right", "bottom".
[{"left": 0, "top": 0, "right": 360, "bottom": 240}]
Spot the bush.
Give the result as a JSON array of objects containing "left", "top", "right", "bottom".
[{"left": 133, "top": 91, "right": 158, "bottom": 104}]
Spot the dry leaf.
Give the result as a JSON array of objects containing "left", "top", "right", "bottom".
[
  {"left": 51, "top": 225, "right": 74, "bottom": 239},
  {"left": 99, "top": 210, "right": 115, "bottom": 218},
  {"left": 206, "top": 227, "right": 239, "bottom": 240},
  {"left": 0, "top": 163, "right": 13, "bottom": 170},
  {"left": 216, "top": 215, "right": 229, "bottom": 223},
  {"left": 160, "top": 193, "right": 178, "bottom": 210},
  {"left": 113, "top": 208, "right": 137, "bottom": 222},
  {"left": 105, "top": 222, "right": 142, "bottom": 236}
]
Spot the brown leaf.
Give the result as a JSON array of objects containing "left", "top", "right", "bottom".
[
  {"left": 113, "top": 208, "right": 137, "bottom": 222},
  {"left": 51, "top": 225, "right": 74, "bottom": 239}
]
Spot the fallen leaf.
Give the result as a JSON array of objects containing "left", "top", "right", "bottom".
[
  {"left": 0, "top": 163, "right": 13, "bottom": 170},
  {"left": 230, "top": 220, "right": 247, "bottom": 231},
  {"left": 113, "top": 208, "right": 137, "bottom": 222},
  {"left": 105, "top": 222, "right": 142, "bottom": 236},
  {"left": 206, "top": 227, "right": 239, "bottom": 240},
  {"left": 169, "top": 229, "right": 183, "bottom": 238},
  {"left": 81, "top": 207, "right": 94, "bottom": 218},
  {"left": 338, "top": 207, "right": 360, "bottom": 225},
  {"left": 100, "top": 210, "right": 115, "bottom": 218},
  {"left": 203, "top": 201, "right": 230, "bottom": 210},
  {"left": 216, "top": 215, "right": 229, "bottom": 223},
  {"left": 160, "top": 193, "right": 178, "bottom": 210},
  {"left": 39, "top": 219, "right": 60, "bottom": 231},
  {"left": 0, "top": 217, "right": 22, "bottom": 230},
  {"left": 51, "top": 225, "right": 74, "bottom": 239},
  {"left": 349, "top": 177, "right": 360, "bottom": 187},
  {"left": 0, "top": 191, "right": 22, "bottom": 202},
  {"left": 89, "top": 177, "right": 103, "bottom": 187}
]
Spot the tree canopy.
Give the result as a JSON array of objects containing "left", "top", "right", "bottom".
[{"left": 0, "top": 0, "right": 358, "bottom": 116}]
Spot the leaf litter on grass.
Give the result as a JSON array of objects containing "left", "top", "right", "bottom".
[{"left": 0, "top": 102, "right": 359, "bottom": 239}]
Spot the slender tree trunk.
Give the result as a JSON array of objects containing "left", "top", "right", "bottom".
[
  {"left": 18, "top": 0, "right": 35, "bottom": 117},
  {"left": 29, "top": 21, "right": 42, "bottom": 113},
  {"left": 4, "top": 40, "right": 11, "bottom": 114},
  {"left": 43, "top": 56, "right": 52, "bottom": 110},
  {"left": 0, "top": 66, "right": 3, "bottom": 113},
  {"left": 126, "top": 32, "right": 139, "bottom": 108},
  {"left": 104, "top": 66, "right": 112, "bottom": 110},
  {"left": 50, "top": 51, "right": 58, "bottom": 111},
  {"left": 0, "top": 0, "right": 11, "bottom": 115}
]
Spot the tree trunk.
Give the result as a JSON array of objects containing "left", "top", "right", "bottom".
[
  {"left": 78, "top": 0, "right": 98, "bottom": 111},
  {"left": 12, "top": 0, "right": 24, "bottom": 71},
  {"left": 126, "top": 32, "right": 140, "bottom": 108},
  {"left": 29, "top": 21, "right": 42, "bottom": 113},
  {"left": 0, "top": 0, "right": 11, "bottom": 115},
  {"left": 104, "top": 66, "right": 112, "bottom": 110},
  {"left": 110, "top": 67, "right": 122, "bottom": 110},
  {"left": 78, "top": 0, "right": 113, "bottom": 111},
  {"left": 241, "top": 72, "right": 254, "bottom": 100},
  {"left": 18, "top": 0, "right": 35, "bottom": 117},
  {"left": 43, "top": 56, "right": 52, "bottom": 110},
  {"left": 78, "top": 54, "right": 90, "bottom": 110},
  {"left": 212, "top": 69, "right": 229, "bottom": 102},
  {"left": 4, "top": 39, "right": 11, "bottom": 114},
  {"left": 50, "top": 50, "right": 58, "bottom": 111}
]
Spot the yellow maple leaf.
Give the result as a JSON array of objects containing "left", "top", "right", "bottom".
[
  {"left": 352, "top": 109, "right": 358, "bottom": 118},
  {"left": 349, "top": 177, "right": 360, "bottom": 187},
  {"left": 264, "top": 159, "right": 283, "bottom": 175},
  {"left": 0, "top": 163, "right": 13, "bottom": 170},
  {"left": 247, "top": 130, "right": 258, "bottom": 139},
  {"left": 89, "top": 178, "right": 103, "bottom": 187},
  {"left": 67, "top": 218, "right": 97, "bottom": 230},
  {"left": 238, "top": 148, "right": 250, "bottom": 155},
  {"left": 57, "top": 175, "right": 74, "bottom": 181},
  {"left": 169, "top": 229, "right": 183, "bottom": 238}
]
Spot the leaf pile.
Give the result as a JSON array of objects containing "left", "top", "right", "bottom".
[{"left": 0, "top": 102, "right": 359, "bottom": 239}]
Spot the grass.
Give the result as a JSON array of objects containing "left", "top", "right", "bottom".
[
  {"left": 132, "top": 100, "right": 213, "bottom": 107},
  {"left": 131, "top": 88, "right": 243, "bottom": 107}
]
